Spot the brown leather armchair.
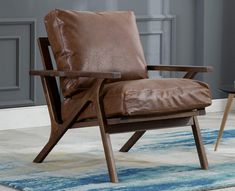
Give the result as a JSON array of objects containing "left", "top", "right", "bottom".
[{"left": 30, "top": 9, "right": 212, "bottom": 183}]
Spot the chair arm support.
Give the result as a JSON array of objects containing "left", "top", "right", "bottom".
[
  {"left": 30, "top": 70, "right": 121, "bottom": 79},
  {"left": 147, "top": 65, "right": 213, "bottom": 73}
]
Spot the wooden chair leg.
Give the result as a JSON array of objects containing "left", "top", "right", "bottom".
[
  {"left": 33, "top": 126, "right": 68, "bottom": 163},
  {"left": 191, "top": 116, "right": 208, "bottom": 169},
  {"left": 99, "top": 127, "right": 119, "bottom": 183},
  {"left": 214, "top": 94, "right": 234, "bottom": 151},
  {"left": 119, "top": 131, "right": 146, "bottom": 152},
  {"left": 98, "top": 121, "right": 118, "bottom": 182},
  {"left": 94, "top": 81, "right": 118, "bottom": 183},
  {"left": 33, "top": 95, "right": 92, "bottom": 163}
]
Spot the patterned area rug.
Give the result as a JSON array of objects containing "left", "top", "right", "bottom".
[{"left": 0, "top": 123, "right": 235, "bottom": 191}]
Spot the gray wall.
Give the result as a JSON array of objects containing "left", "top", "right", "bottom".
[
  {"left": 171, "top": 0, "right": 235, "bottom": 99},
  {"left": 170, "top": 0, "right": 196, "bottom": 67},
  {"left": 0, "top": 0, "right": 233, "bottom": 108},
  {"left": 221, "top": 0, "right": 235, "bottom": 97}
]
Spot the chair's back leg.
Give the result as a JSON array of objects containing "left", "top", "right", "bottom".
[
  {"left": 191, "top": 116, "right": 208, "bottom": 169},
  {"left": 34, "top": 94, "right": 92, "bottom": 163},
  {"left": 120, "top": 73, "right": 205, "bottom": 153},
  {"left": 33, "top": 128, "right": 67, "bottom": 163},
  {"left": 119, "top": 131, "right": 146, "bottom": 152},
  {"left": 33, "top": 38, "right": 64, "bottom": 163}
]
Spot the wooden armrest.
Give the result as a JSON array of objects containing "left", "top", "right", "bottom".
[
  {"left": 30, "top": 70, "right": 121, "bottom": 79},
  {"left": 147, "top": 65, "right": 213, "bottom": 73}
]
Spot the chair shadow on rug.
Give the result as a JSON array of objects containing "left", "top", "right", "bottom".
[{"left": 30, "top": 9, "right": 213, "bottom": 183}]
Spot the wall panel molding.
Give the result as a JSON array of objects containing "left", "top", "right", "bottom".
[
  {"left": 0, "top": 36, "right": 20, "bottom": 91},
  {"left": 162, "top": 0, "right": 170, "bottom": 14},
  {"left": 0, "top": 19, "right": 36, "bottom": 108},
  {"left": 136, "top": 15, "right": 175, "bottom": 21},
  {"left": 136, "top": 15, "right": 176, "bottom": 67}
]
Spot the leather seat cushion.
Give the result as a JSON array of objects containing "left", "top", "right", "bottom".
[
  {"left": 44, "top": 9, "right": 147, "bottom": 97},
  {"left": 61, "top": 78, "right": 212, "bottom": 121}
]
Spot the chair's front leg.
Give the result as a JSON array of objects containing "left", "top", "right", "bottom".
[
  {"left": 94, "top": 79, "right": 119, "bottom": 183},
  {"left": 191, "top": 116, "right": 209, "bottom": 169}
]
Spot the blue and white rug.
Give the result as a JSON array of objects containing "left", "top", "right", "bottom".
[{"left": 0, "top": 125, "right": 235, "bottom": 191}]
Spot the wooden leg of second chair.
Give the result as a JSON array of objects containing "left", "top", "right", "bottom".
[{"left": 214, "top": 94, "right": 234, "bottom": 151}]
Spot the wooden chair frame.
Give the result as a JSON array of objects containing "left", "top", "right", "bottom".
[{"left": 30, "top": 37, "right": 213, "bottom": 183}]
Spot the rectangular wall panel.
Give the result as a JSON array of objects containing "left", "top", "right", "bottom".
[
  {"left": 0, "top": 20, "right": 35, "bottom": 108},
  {"left": 136, "top": 15, "right": 176, "bottom": 78},
  {"left": 0, "top": 36, "right": 20, "bottom": 90}
]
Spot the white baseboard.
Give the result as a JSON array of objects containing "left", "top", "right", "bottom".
[
  {"left": 0, "top": 98, "right": 233, "bottom": 130},
  {"left": 205, "top": 98, "right": 233, "bottom": 113},
  {"left": 0, "top": 105, "right": 50, "bottom": 130}
]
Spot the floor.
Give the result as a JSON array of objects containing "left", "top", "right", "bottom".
[
  {"left": 0, "top": 111, "right": 234, "bottom": 191},
  {"left": 0, "top": 186, "right": 15, "bottom": 191},
  {"left": 2, "top": 185, "right": 233, "bottom": 191},
  {"left": 1, "top": 185, "right": 235, "bottom": 191}
]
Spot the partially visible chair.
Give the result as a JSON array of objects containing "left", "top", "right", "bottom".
[
  {"left": 214, "top": 85, "right": 235, "bottom": 151},
  {"left": 30, "top": 9, "right": 212, "bottom": 183}
]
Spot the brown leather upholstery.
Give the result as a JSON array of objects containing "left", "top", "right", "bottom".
[
  {"left": 44, "top": 9, "right": 147, "bottom": 97},
  {"left": 33, "top": 9, "right": 211, "bottom": 182},
  {"left": 62, "top": 78, "right": 212, "bottom": 121}
]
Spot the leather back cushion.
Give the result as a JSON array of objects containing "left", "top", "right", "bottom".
[{"left": 44, "top": 9, "right": 148, "bottom": 97}]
